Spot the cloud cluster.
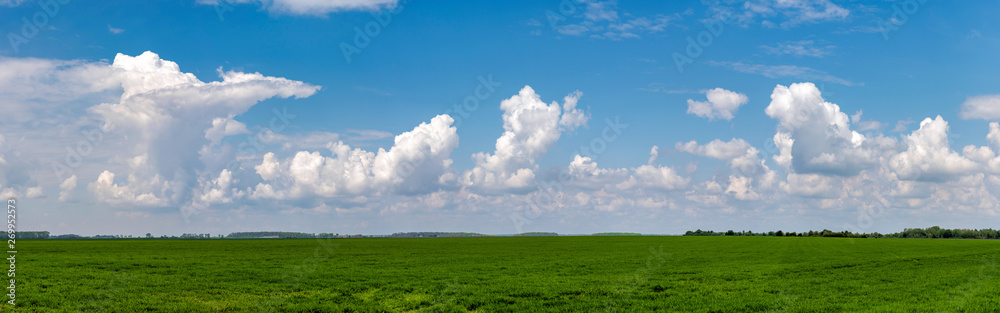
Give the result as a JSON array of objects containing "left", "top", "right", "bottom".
[
  {"left": 251, "top": 114, "right": 459, "bottom": 199},
  {"left": 463, "top": 86, "right": 588, "bottom": 194},
  {"left": 78, "top": 51, "right": 319, "bottom": 209},
  {"left": 6, "top": 49, "right": 1000, "bottom": 233},
  {"left": 675, "top": 138, "right": 775, "bottom": 201}
]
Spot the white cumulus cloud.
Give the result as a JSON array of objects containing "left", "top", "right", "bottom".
[
  {"left": 890, "top": 116, "right": 977, "bottom": 181},
  {"left": 463, "top": 86, "right": 589, "bottom": 194},
  {"left": 84, "top": 51, "right": 319, "bottom": 209},
  {"left": 764, "top": 82, "right": 890, "bottom": 176},
  {"left": 959, "top": 94, "right": 1000, "bottom": 120},
  {"left": 252, "top": 114, "right": 459, "bottom": 199},
  {"left": 686, "top": 88, "right": 748, "bottom": 121}
]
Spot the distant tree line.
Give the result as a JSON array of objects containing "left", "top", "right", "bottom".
[
  {"left": 180, "top": 233, "right": 216, "bottom": 239},
  {"left": 17, "top": 231, "right": 49, "bottom": 239},
  {"left": 94, "top": 235, "right": 137, "bottom": 239},
  {"left": 317, "top": 233, "right": 364, "bottom": 238},
  {"left": 684, "top": 226, "right": 1000, "bottom": 239},
  {"left": 592, "top": 232, "right": 643, "bottom": 236},
  {"left": 894, "top": 226, "right": 1000, "bottom": 239},
  {"left": 388, "top": 232, "right": 487, "bottom": 238},
  {"left": 225, "top": 232, "right": 322, "bottom": 239},
  {"left": 52, "top": 234, "right": 84, "bottom": 239},
  {"left": 514, "top": 232, "right": 559, "bottom": 237}
]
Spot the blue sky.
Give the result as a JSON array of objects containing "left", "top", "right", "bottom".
[{"left": 2, "top": 0, "right": 999, "bottom": 236}]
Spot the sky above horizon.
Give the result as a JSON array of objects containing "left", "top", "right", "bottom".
[{"left": 2, "top": 0, "right": 1000, "bottom": 236}]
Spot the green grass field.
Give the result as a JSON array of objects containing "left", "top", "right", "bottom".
[{"left": 18, "top": 237, "right": 1000, "bottom": 312}]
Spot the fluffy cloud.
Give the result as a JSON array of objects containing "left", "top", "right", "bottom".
[
  {"left": 781, "top": 173, "right": 838, "bottom": 198},
  {"left": 725, "top": 175, "right": 762, "bottom": 200},
  {"left": 765, "top": 82, "right": 890, "bottom": 176},
  {"left": 676, "top": 138, "right": 753, "bottom": 161},
  {"left": 197, "top": 0, "right": 398, "bottom": 15},
  {"left": 463, "top": 86, "right": 588, "bottom": 194},
  {"left": 959, "top": 94, "right": 1000, "bottom": 120},
  {"left": 987, "top": 122, "right": 1000, "bottom": 152},
  {"left": 565, "top": 155, "right": 630, "bottom": 190},
  {"left": 89, "top": 169, "right": 170, "bottom": 206},
  {"left": 606, "top": 147, "right": 688, "bottom": 191},
  {"left": 0, "top": 56, "right": 119, "bottom": 120},
  {"left": 772, "top": 132, "right": 794, "bottom": 169},
  {"left": 25, "top": 186, "right": 45, "bottom": 199},
  {"left": 58, "top": 175, "right": 77, "bottom": 202},
  {"left": 9, "top": 54, "right": 1000, "bottom": 235},
  {"left": 82, "top": 51, "right": 319, "bottom": 209},
  {"left": 676, "top": 138, "right": 776, "bottom": 200},
  {"left": 252, "top": 114, "right": 459, "bottom": 199},
  {"left": 686, "top": 88, "right": 748, "bottom": 121},
  {"left": 619, "top": 164, "right": 690, "bottom": 190},
  {"left": 197, "top": 169, "right": 245, "bottom": 204},
  {"left": 890, "top": 116, "right": 977, "bottom": 181},
  {"left": 960, "top": 122, "right": 1000, "bottom": 175}
]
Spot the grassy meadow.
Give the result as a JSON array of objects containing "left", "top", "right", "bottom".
[{"left": 18, "top": 236, "right": 1000, "bottom": 312}]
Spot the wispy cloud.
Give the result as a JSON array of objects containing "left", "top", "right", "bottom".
[
  {"left": 708, "top": 61, "right": 859, "bottom": 86},
  {"left": 708, "top": 0, "right": 850, "bottom": 28},
  {"left": 538, "top": 0, "right": 685, "bottom": 40},
  {"left": 108, "top": 25, "right": 125, "bottom": 35},
  {"left": 196, "top": 0, "right": 398, "bottom": 16},
  {"left": 759, "top": 40, "right": 834, "bottom": 57},
  {"left": 0, "top": 0, "right": 27, "bottom": 7}
]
